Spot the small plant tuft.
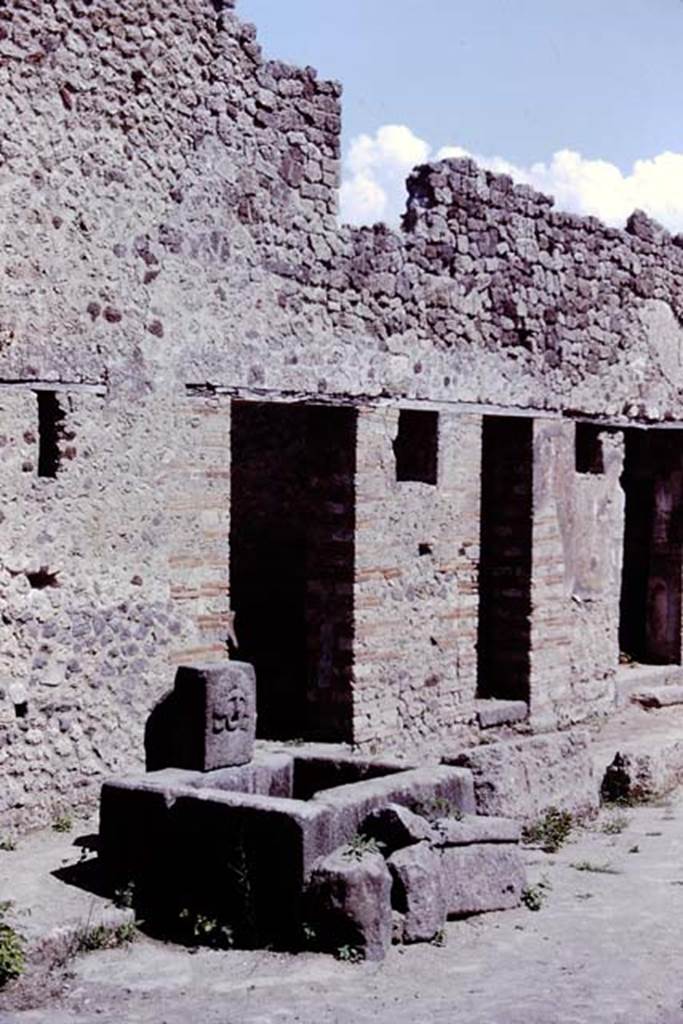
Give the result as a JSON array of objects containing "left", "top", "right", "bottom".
[
  {"left": 431, "top": 928, "right": 447, "bottom": 947},
  {"left": 522, "top": 807, "right": 573, "bottom": 853},
  {"left": 601, "top": 812, "right": 630, "bottom": 835},
  {"left": 113, "top": 881, "right": 136, "bottom": 910},
  {"left": 343, "top": 833, "right": 385, "bottom": 861},
  {"left": 0, "top": 902, "right": 25, "bottom": 987},
  {"left": 72, "top": 921, "right": 137, "bottom": 954},
  {"left": 570, "top": 860, "right": 621, "bottom": 875},
  {"left": 336, "top": 944, "right": 363, "bottom": 964},
  {"left": 300, "top": 921, "right": 318, "bottom": 948},
  {"left": 178, "top": 909, "right": 233, "bottom": 950},
  {"left": 0, "top": 835, "right": 16, "bottom": 853},
  {"left": 410, "top": 797, "right": 463, "bottom": 822},
  {"left": 521, "top": 875, "right": 552, "bottom": 911},
  {"left": 52, "top": 813, "right": 73, "bottom": 834}
]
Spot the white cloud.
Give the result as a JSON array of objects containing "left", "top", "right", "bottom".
[
  {"left": 339, "top": 125, "right": 683, "bottom": 234},
  {"left": 339, "top": 124, "right": 430, "bottom": 225}
]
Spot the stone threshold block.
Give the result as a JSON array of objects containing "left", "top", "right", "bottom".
[
  {"left": 475, "top": 699, "right": 529, "bottom": 729},
  {"left": 631, "top": 685, "right": 683, "bottom": 709}
]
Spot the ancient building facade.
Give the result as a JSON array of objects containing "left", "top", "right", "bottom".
[{"left": 2, "top": 0, "right": 683, "bottom": 829}]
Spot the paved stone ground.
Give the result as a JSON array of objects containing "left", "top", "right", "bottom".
[{"left": 4, "top": 794, "right": 683, "bottom": 1023}]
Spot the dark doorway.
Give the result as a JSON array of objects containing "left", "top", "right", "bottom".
[
  {"left": 619, "top": 429, "right": 683, "bottom": 665},
  {"left": 477, "top": 416, "right": 533, "bottom": 702},
  {"left": 230, "top": 401, "right": 356, "bottom": 742}
]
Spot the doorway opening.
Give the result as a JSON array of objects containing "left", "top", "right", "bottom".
[
  {"left": 230, "top": 401, "right": 356, "bottom": 742},
  {"left": 619, "top": 429, "right": 683, "bottom": 665},
  {"left": 477, "top": 416, "right": 533, "bottom": 703}
]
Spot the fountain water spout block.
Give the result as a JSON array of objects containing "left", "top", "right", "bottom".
[{"left": 174, "top": 661, "right": 256, "bottom": 770}]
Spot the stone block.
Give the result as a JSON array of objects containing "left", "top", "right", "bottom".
[
  {"left": 362, "top": 803, "right": 433, "bottom": 854},
  {"left": 475, "top": 699, "right": 528, "bottom": 729},
  {"left": 432, "top": 814, "right": 521, "bottom": 847},
  {"left": 440, "top": 843, "right": 526, "bottom": 916},
  {"left": 632, "top": 685, "right": 683, "bottom": 709},
  {"left": 99, "top": 779, "right": 176, "bottom": 883},
  {"left": 147, "top": 751, "right": 294, "bottom": 798},
  {"left": 447, "top": 729, "right": 598, "bottom": 821},
  {"left": 600, "top": 745, "right": 683, "bottom": 804},
  {"left": 388, "top": 841, "right": 446, "bottom": 943},
  {"left": 313, "top": 764, "right": 476, "bottom": 851},
  {"left": 306, "top": 849, "right": 393, "bottom": 960},
  {"left": 173, "top": 661, "right": 256, "bottom": 771}
]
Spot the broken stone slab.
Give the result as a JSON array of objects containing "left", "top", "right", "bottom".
[
  {"left": 388, "top": 841, "right": 446, "bottom": 943},
  {"left": 631, "top": 685, "right": 683, "bottom": 709},
  {"left": 362, "top": 803, "right": 433, "bottom": 854},
  {"left": 440, "top": 843, "right": 526, "bottom": 917},
  {"left": 431, "top": 814, "right": 521, "bottom": 847},
  {"left": 475, "top": 699, "right": 528, "bottom": 729},
  {"left": 446, "top": 729, "right": 598, "bottom": 821},
  {"left": 306, "top": 848, "right": 393, "bottom": 960},
  {"left": 600, "top": 747, "right": 683, "bottom": 804}
]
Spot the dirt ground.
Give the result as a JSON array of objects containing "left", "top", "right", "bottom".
[{"left": 3, "top": 792, "right": 683, "bottom": 1024}]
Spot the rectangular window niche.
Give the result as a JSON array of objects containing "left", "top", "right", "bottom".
[
  {"left": 36, "top": 391, "right": 65, "bottom": 478},
  {"left": 393, "top": 409, "right": 439, "bottom": 484}
]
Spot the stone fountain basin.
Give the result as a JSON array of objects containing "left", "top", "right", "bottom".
[{"left": 98, "top": 747, "right": 475, "bottom": 945}]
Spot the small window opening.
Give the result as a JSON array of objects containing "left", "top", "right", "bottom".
[
  {"left": 25, "top": 567, "right": 60, "bottom": 590},
  {"left": 394, "top": 409, "right": 438, "bottom": 484},
  {"left": 36, "top": 391, "right": 65, "bottom": 478},
  {"left": 418, "top": 542, "right": 433, "bottom": 556},
  {"left": 14, "top": 702, "right": 28, "bottom": 719},
  {"left": 575, "top": 423, "right": 604, "bottom": 475}
]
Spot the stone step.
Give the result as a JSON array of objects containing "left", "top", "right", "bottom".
[
  {"left": 475, "top": 699, "right": 528, "bottom": 729},
  {"left": 615, "top": 664, "right": 683, "bottom": 707},
  {"left": 592, "top": 703, "right": 683, "bottom": 803},
  {"left": 631, "top": 685, "right": 683, "bottom": 709}
]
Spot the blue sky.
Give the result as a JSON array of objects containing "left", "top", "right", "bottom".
[{"left": 238, "top": 0, "right": 683, "bottom": 229}]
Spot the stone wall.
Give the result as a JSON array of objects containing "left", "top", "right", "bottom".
[
  {"left": 3, "top": 0, "right": 683, "bottom": 827},
  {"left": 353, "top": 409, "right": 480, "bottom": 753},
  {"left": 530, "top": 422, "right": 625, "bottom": 731}
]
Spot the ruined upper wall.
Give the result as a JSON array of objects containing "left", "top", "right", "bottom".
[
  {"left": 296, "top": 158, "right": 683, "bottom": 423},
  {"left": 403, "top": 160, "right": 683, "bottom": 420},
  {"left": 2, "top": 1, "right": 683, "bottom": 423}
]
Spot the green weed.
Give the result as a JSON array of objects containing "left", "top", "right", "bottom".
[
  {"left": 51, "top": 813, "right": 73, "bottom": 834},
  {"left": 522, "top": 807, "right": 573, "bottom": 853},
  {"left": 0, "top": 902, "right": 25, "bottom": 987},
  {"left": 570, "top": 861, "right": 621, "bottom": 875},
  {"left": 601, "top": 812, "right": 630, "bottom": 835},
  {"left": 336, "top": 944, "right": 363, "bottom": 964},
  {"left": 343, "top": 833, "right": 385, "bottom": 861},
  {"left": 178, "top": 909, "right": 233, "bottom": 950},
  {"left": 71, "top": 921, "right": 137, "bottom": 954},
  {"left": 410, "top": 797, "right": 463, "bottom": 822},
  {"left": 521, "top": 876, "right": 552, "bottom": 911}
]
